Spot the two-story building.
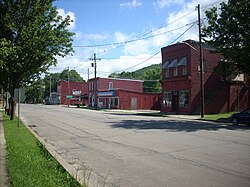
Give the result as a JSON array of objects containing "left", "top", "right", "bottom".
[
  {"left": 88, "top": 77, "right": 161, "bottom": 110},
  {"left": 161, "top": 40, "right": 250, "bottom": 114},
  {"left": 57, "top": 80, "right": 88, "bottom": 106}
]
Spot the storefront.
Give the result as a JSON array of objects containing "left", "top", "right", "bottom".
[
  {"left": 96, "top": 89, "right": 161, "bottom": 110},
  {"left": 98, "top": 91, "right": 119, "bottom": 109}
]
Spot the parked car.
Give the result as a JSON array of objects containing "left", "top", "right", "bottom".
[{"left": 231, "top": 108, "right": 250, "bottom": 125}]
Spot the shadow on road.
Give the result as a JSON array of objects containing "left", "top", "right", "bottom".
[{"left": 109, "top": 119, "right": 250, "bottom": 132}]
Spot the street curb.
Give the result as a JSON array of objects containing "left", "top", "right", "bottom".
[
  {"left": 0, "top": 110, "right": 10, "bottom": 187},
  {"left": 20, "top": 115, "right": 115, "bottom": 187}
]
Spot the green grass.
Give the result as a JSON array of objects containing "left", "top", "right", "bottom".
[
  {"left": 3, "top": 113, "right": 84, "bottom": 187},
  {"left": 203, "top": 112, "right": 236, "bottom": 122}
]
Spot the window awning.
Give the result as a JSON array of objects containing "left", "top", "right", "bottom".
[
  {"left": 162, "top": 60, "right": 169, "bottom": 68},
  {"left": 168, "top": 59, "right": 178, "bottom": 68},
  {"left": 177, "top": 57, "right": 187, "bottom": 66}
]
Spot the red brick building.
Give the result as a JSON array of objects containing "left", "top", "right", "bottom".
[
  {"left": 161, "top": 40, "right": 250, "bottom": 114},
  {"left": 57, "top": 80, "right": 88, "bottom": 105},
  {"left": 88, "top": 77, "right": 161, "bottom": 110}
]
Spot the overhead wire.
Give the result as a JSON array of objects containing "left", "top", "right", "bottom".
[
  {"left": 110, "top": 21, "right": 197, "bottom": 74},
  {"left": 73, "top": 21, "right": 197, "bottom": 48},
  {"left": 54, "top": 2, "right": 223, "bottom": 76}
]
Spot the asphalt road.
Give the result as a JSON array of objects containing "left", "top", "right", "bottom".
[{"left": 20, "top": 104, "right": 250, "bottom": 187}]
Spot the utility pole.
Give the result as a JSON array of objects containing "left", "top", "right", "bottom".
[
  {"left": 197, "top": 4, "right": 205, "bottom": 118},
  {"left": 49, "top": 75, "right": 52, "bottom": 100},
  {"left": 89, "top": 53, "right": 101, "bottom": 109},
  {"left": 88, "top": 68, "right": 89, "bottom": 81},
  {"left": 67, "top": 66, "right": 70, "bottom": 107}
]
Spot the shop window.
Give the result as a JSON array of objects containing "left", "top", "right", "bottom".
[
  {"left": 179, "top": 91, "right": 189, "bottom": 107},
  {"left": 111, "top": 97, "right": 118, "bottom": 106},
  {"left": 163, "top": 92, "right": 172, "bottom": 107}
]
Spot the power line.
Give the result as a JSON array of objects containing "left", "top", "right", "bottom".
[
  {"left": 111, "top": 21, "right": 197, "bottom": 74},
  {"left": 73, "top": 21, "right": 198, "bottom": 48}
]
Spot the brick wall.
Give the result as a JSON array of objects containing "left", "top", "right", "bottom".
[
  {"left": 117, "top": 90, "right": 161, "bottom": 110},
  {"left": 57, "top": 80, "right": 88, "bottom": 105}
]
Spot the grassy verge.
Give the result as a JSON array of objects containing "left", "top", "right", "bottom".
[
  {"left": 3, "top": 113, "right": 84, "bottom": 187},
  {"left": 203, "top": 112, "right": 235, "bottom": 122}
]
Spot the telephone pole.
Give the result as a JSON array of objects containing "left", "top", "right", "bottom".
[
  {"left": 89, "top": 53, "right": 101, "bottom": 109},
  {"left": 197, "top": 4, "right": 205, "bottom": 118},
  {"left": 67, "top": 66, "right": 70, "bottom": 107}
]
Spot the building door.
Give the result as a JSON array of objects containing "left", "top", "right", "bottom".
[
  {"left": 172, "top": 91, "right": 179, "bottom": 112},
  {"left": 131, "top": 98, "right": 137, "bottom": 110}
]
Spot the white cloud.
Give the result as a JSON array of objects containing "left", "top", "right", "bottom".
[
  {"left": 57, "top": 8, "right": 76, "bottom": 30},
  {"left": 52, "top": 0, "right": 224, "bottom": 80},
  {"left": 97, "top": 54, "right": 161, "bottom": 77},
  {"left": 120, "top": 0, "right": 143, "bottom": 9},
  {"left": 114, "top": 32, "right": 130, "bottom": 42},
  {"left": 153, "top": 0, "right": 184, "bottom": 9},
  {"left": 84, "top": 33, "right": 108, "bottom": 41}
]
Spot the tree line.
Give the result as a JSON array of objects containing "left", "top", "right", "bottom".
[{"left": 109, "top": 64, "right": 162, "bottom": 93}]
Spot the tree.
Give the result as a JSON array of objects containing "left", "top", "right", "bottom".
[
  {"left": 0, "top": 0, "right": 74, "bottom": 119},
  {"left": 202, "top": 0, "right": 250, "bottom": 76},
  {"left": 42, "top": 69, "right": 85, "bottom": 99},
  {"left": 43, "top": 72, "right": 60, "bottom": 98},
  {"left": 25, "top": 79, "right": 45, "bottom": 103},
  {"left": 59, "top": 68, "right": 85, "bottom": 82},
  {"left": 108, "top": 64, "right": 162, "bottom": 92}
]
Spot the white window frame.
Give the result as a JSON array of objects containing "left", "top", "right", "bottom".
[
  {"left": 179, "top": 90, "right": 189, "bottom": 107},
  {"left": 163, "top": 92, "right": 172, "bottom": 107},
  {"left": 109, "top": 82, "right": 113, "bottom": 90},
  {"left": 173, "top": 67, "right": 178, "bottom": 77}
]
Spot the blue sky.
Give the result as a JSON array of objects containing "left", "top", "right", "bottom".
[{"left": 51, "top": 0, "right": 225, "bottom": 80}]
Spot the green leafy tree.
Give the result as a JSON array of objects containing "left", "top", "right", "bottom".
[
  {"left": 203, "top": 0, "right": 250, "bottom": 76},
  {"left": 108, "top": 64, "right": 161, "bottom": 92},
  {"left": 25, "top": 79, "right": 45, "bottom": 103},
  {"left": 60, "top": 68, "right": 85, "bottom": 82},
  {"left": 43, "top": 72, "right": 60, "bottom": 98},
  {"left": 42, "top": 69, "right": 85, "bottom": 99},
  {"left": 0, "top": 0, "right": 74, "bottom": 119}
]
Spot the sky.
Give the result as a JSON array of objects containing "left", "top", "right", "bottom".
[{"left": 51, "top": 0, "right": 225, "bottom": 81}]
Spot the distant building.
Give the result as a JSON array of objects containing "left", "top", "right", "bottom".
[
  {"left": 88, "top": 77, "right": 161, "bottom": 110},
  {"left": 161, "top": 40, "right": 250, "bottom": 114},
  {"left": 57, "top": 80, "right": 88, "bottom": 106}
]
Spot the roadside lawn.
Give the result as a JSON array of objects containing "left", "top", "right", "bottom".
[
  {"left": 3, "top": 113, "right": 84, "bottom": 187},
  {"left": 203, "top": 112, "right": 235, "bottom": 122}
]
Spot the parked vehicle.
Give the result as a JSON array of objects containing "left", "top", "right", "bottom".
[{"left": 231, "top": 108, "right": 250, "bottom": 125}]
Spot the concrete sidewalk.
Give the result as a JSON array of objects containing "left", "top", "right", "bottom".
[
  {"left": 105, "top": 109, "right": 201, "bottom": 120},
  {"left": 0, "top": 109, "right": 10, "bottom": 187}
]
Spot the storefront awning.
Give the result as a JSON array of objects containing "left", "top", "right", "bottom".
[
  {"left": 177, "top": 57, "right": 187, "bottom": 66},
  {"left": 162, "top": 60, "right": 169, "bottom": 68},
  {"left": 168, "top": 59, "right": 178, "bottom": 68}
]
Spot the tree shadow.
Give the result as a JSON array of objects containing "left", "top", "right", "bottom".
[{"left": 109, "top": 119, "right": 249, "bottom": 132}]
